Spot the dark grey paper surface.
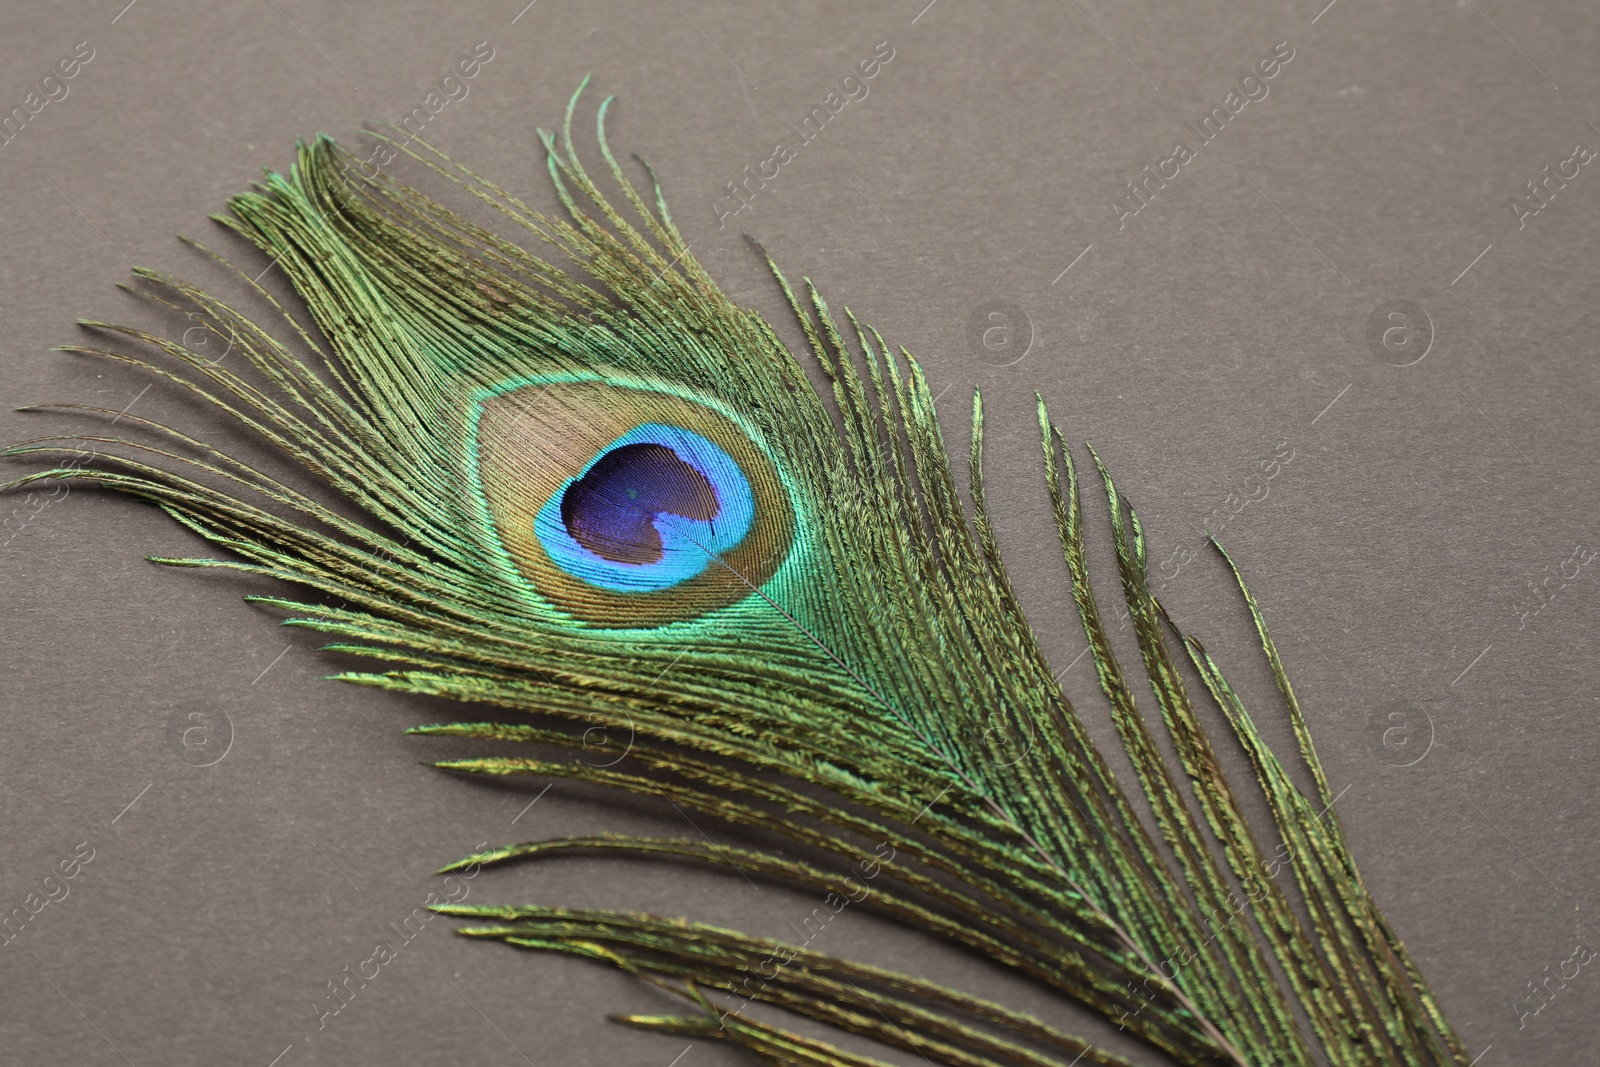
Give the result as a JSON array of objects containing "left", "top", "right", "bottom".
[{"left": 2, "top": 1, "right": 1597, "bottom": 1064}]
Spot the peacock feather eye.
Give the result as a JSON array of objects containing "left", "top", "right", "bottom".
[{"left": 472, "top": 376, "right": 794, "bottom": 628}]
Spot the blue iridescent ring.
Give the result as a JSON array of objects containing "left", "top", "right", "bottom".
[{"left": 533, "top": 423, "right": 754, "bottom": 593}]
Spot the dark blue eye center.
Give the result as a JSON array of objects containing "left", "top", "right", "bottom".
[{"left": 559, "top": 443, "right": 720, "bottom": 565}]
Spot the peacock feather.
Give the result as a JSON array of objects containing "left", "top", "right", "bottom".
[{"left": 8, "top": 82, "right": 1470, "bottom": 1067}]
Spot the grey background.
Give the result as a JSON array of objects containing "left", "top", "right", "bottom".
[{"left": 1, "top": 0, "right": 1597, "bottom": 1064}]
